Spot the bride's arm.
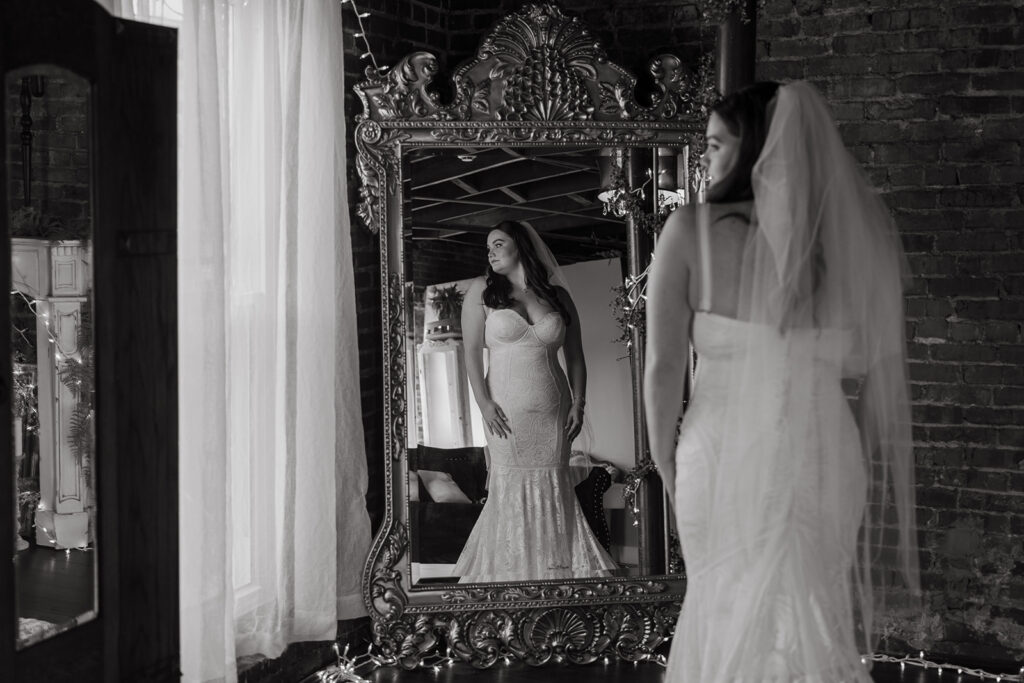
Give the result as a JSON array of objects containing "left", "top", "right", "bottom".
[
  {"left": 463, "top": 277, "right": 509, "bottom": 438},
  {"left": 557, "top": 287, "right": 587, "bottom": 442},
  {"left": 644, "top": 207, "right": 695, "bottom": 509}
]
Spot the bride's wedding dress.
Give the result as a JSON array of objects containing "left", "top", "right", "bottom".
[
  {"left": 669, "top": 310, "right": 871, "bottom": 681},
  {"left": 454, "top": 307, "right": 617, "bottom": 583},
  {"left": 663, "top": 81, "right": 919, "bottom": 682}
]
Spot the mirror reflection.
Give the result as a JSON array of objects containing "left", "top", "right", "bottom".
[
  {"left": 7, "top": 66, "right": 97, "bottom": 648},
  {"left": 405, "top": 147, "right": 648, "bottom": 585}
]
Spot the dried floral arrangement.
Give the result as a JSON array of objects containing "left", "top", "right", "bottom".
[
  {"left": 428, "top": 284, "right": 464, "bottom": 321},
  {"left": 697, "top": 0, "right": 766, "bottom": 25}
]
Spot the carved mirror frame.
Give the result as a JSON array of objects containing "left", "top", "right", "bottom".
[{"left": 354, "top": 3, "right": 707, "bottom": 668}]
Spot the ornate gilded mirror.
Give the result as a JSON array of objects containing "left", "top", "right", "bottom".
[{"left": 356, "top": 3, "right": 712, "bottom": 667}]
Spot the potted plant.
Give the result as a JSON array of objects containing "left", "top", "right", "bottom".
[{"left": 426, "top": 284, "right": 464, "bottom": 340}]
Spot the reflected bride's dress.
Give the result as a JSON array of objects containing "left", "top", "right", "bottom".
[{"left": 453, "top": 307, "right": 617, "bottom": 583}]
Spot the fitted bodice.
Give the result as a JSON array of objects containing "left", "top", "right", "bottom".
[
  {"left": 484, "top": 307, "right": 565, "bottom": 350},
  {"left": 689, "top": 311, "right": 859, "bottom": 409}
]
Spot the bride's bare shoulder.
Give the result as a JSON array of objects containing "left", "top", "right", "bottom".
[
  {"left": 659, "top": 204, "right": 698, "bottom": 242},
  {"left": 655, "top": 205, "right": 699, "bottom": 264}
]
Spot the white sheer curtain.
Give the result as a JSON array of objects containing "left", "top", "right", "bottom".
[{"left": 96, "top": 1, "right": 371, "bottom": 681}]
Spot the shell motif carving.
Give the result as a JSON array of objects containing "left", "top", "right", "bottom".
[
  {"left": 504, "top": 46, "right": 593, "bottom": 120},
  {"left": 525, "top": 608, "right": 595, "bottom": 652},
  {"left": 476, "top": 3, "right": 603, "bottom": 121}
]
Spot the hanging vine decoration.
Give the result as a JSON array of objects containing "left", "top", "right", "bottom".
[
  {"left": 696, "top": 0, "right": 766, "bottom": 25},
  {"left": 608, "top": 53, "right": 718, "bottom": 351}
]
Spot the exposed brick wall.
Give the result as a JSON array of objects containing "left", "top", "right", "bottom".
[
  {"left": 344, "top": 0, "right": 452, "bottom": 533},
  {"left": 5, "top": 72, "right": 91, "bottom": 239},
  {"left": 759, "top": 0, "right": 1024, "bottom": 667}
]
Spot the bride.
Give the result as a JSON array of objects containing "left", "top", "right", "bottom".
[
  {"left": 454, "top": 221, "right": 616, "bottom": 583},
  {"left": 645, "top": 81, "right": 920, "bottom": 681}
]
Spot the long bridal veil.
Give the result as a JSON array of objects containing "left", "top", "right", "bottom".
[{"left": 699, "top": 81, "right": 920, "bottom": 676}]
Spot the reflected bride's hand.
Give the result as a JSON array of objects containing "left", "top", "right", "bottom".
[
  {"left": 565, "top": 402, "right": 584, "bottom": 442},
  {"left": 481, "top": 399, "right": 510, "bottom": 439}
]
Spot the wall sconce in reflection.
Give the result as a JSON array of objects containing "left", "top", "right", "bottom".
[
  {"left": 19, "top": 75, "right": 46, "bottom": 207},
  {"left": 598, "top": 147, "right": 697, "bottom": 221},
  {"left": 596, "top": 148, "right": 634, "bottom": 218}
]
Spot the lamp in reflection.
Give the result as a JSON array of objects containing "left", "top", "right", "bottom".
[
  {"left": 655, "top": 146, "right": 687, "bottom": 213},
  {"left": 598, "top": 148, "right": 691, "bottom": 218},
  {"left": 596, "top": 148, "right": 634, "bottom": 218}
]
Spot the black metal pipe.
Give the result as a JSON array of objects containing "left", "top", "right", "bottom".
[{"left": 716, "top": 0, "right": 758, "bottom": 95}]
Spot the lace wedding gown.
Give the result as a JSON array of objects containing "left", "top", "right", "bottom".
[
  {"left": 667, "top": 220, "right": 873, "bottom": 682},
  {"left": 453, "top": 307, "right": 617, "bottom": 583}
]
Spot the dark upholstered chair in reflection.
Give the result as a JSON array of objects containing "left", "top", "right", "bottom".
[{"left": 408, "top": 444, "right": 613, "bottom": 568}]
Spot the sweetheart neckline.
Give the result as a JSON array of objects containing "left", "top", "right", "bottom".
[{"left": 490, "top": 308, "right": 559, "bottom": 327}]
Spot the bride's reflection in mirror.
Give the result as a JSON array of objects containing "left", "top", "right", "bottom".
[
  {"left": 406, "top": 147, "right": 644, "bottom": 585},
  {"left": 455, "top": 221, "right": 616, "bottom": 582}
]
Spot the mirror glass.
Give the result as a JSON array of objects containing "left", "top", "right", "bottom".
[
  {"left": 404, "top": 146, "right": 662, "bottom": 586},
  {"left": 7, "top": 66, "right": 97, "bottom": 648}
]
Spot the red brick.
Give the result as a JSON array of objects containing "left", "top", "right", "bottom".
[
  {"left": 930, "top": 344, "right": 998, "bottom": 363},
  {"left": 967, "top": 447, "right": 1022, "bottom": 469},
  {"left": 939, "top": 95, "right": 1014, "bottom": 117},
  {"left": 963, "top": 363, "right": 1024, "bottom": 385},
  {"left": 927, "top": 277, "right": 1001, "bottom": 298},
  {"left": 964, "top": 407, "right": 1023, "bottom": 426},
  {"left": 983, "top": 321, "right": 1022, "bottom": 343},
  {"left": 951, "top": 5, "right": 1018, "bottom": 25},
  {"left": 866, "top": 98, "right": 938, "bottom": 121}
]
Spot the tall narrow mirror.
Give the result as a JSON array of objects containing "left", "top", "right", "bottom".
[{"left": 6, "top": 65, "right": 96, "bottom": 649}]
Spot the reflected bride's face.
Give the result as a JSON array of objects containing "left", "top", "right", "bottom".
[
  {"left": 701, "top": 112, "right": 740, "bottom": 191},
  {"left": 487, "top": 229, "right": 519, "bottom": 275}
]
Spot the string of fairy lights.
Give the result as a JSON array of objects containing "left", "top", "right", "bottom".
[
  {"left": 11, "top": 286, "right": 93, "bottom": 553},
  {"left": 341, "top": 0, "right": 384, "bottom": 74},
  {"left": 311, "top": 642, "right": 1022, "bottom": 682}
]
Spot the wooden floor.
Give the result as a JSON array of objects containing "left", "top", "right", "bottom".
[
  {"left": 14, "top": 543, "right": 95, "bottom": 624},
  {"left": 359, "top": 659, "right": 994, "bottom": 683}
]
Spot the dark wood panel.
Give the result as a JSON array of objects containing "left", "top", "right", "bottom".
[
  {"left": 95, "top": 15, "right": 179, "bottom": 683},
  {"left": 1, "top": 1, "right": 179, "bottom": 680}
]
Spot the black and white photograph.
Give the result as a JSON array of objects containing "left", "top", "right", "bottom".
[{"left": 1, "top": 0, "right": 1021, "bottom": 681}]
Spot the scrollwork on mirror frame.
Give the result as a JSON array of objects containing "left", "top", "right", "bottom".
[
  {"left": 369, "top": 602, "right": 680, "bottom": 670},
  {"left": 440, "top": 580, "right": 668, "bottom": 605},
  {"left": 353, "top": 1, "right": 712, "bottom": 234},
  {"left": 357, "top": 1, "right": 697, "bottom": 670},
  {"left": 353, "top": 3, "right": 708, "bottom": 126}
]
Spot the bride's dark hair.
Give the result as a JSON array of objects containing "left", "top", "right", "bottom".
[
  {"left": 483, "top": 221, "right": 570, "bottom": 325},
  {"left": 707, "top": 81, "right": 780, "bottom": 204}
]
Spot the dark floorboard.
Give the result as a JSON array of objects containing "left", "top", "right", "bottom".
[
  {"left": 14, "top": 544, "right": 95, "bottom": 624},
  {"left": 360, "top": 659, "right": 996, "bottom": 682}
]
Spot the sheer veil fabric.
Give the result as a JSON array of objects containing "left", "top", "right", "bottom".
[{"left": 682, "top": 81, "right": 919, "bottom": 679}]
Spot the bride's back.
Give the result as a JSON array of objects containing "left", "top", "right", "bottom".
[{"left": 685, "top": 201, "right": 753, "bottom": 320}]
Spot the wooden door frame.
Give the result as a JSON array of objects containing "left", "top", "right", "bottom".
[{"left": 0, "top": 1, "right": 179, "bottom": 679}]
